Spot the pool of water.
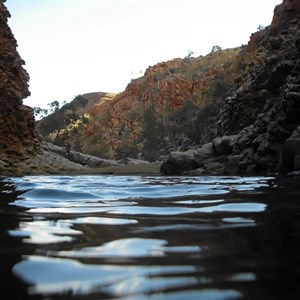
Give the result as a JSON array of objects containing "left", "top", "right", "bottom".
[{"left": 0, "top": 175, "right": 300, "bottom": 299}]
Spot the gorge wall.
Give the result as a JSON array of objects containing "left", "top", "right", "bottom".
[
  {"left": 219, "top": 0, "right": 300, "bottom": 173},
  {"left": 161, "top": 0, "right": 300, "bottom": 175},
  {"left": 40, "top": 47, "right": 246, "bottom": 161},
  {"left": 5, "top": 0, "right": 299, "bottom": 175},
  {"left": 0, "top": 0, "right": 38, "bottom": 173}
]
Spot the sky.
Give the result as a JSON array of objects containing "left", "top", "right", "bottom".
[{"left": 6, "top": 0, "right": 282, "bottom": 109}]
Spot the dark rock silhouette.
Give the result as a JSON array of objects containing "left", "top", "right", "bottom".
[{"left": 162, "top": 0, "right": 300, "bottom": 175}]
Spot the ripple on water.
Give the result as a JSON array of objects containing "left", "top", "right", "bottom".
[
  {"left": 3, "top": 175, "right": 276, "bottom": 299},
  {"left": 53, "top": 238, "right": 202, "bottom": 259},
  {"left": 7, "top": 175, "right": 272, "bottom": 211},
  {"left": 9, "top": 219, "right": 82, "bottom": 244},
  {"left": 55, "top": 238, "right": 167, "bottom": 258},
  {"left": 73, "top": 216, "right": 138, "bottom": 225},
  {"left": 15, "top": 188, "right": 98, "bottom": 202},
  {"left": 12, "top": 255, "right": 198, "bottom": 297},
  {"left": 198, "top": 202, "right": 267, "bottom": 213}
]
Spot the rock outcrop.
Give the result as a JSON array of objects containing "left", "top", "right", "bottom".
[
  {"left": 1, "top": 141, "right": 155, "bottom": 176},
  {"left": 221, "top": 0, "right": 300, "bottom": 174},
  {"left": 161, "top": 136, "right": 237, "bottom": 175},
  {"left": 161, "top": 0, "right": 300, "bottom": 175},
  {"left": 0, "top": 1, "right": 39, "bottom": 174},
  {"left": 279, "top": 126, "right": 300, "bottom": 174}
]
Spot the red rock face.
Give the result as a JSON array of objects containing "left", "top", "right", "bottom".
[
  {"left": 248, "top": 0, "right": 300, "bottom": 53},
  {"left": 76, "top": 50, "right": 244, "bottom": 158},
  {"left": 271, "top": 0, "right": 300, "bottom": 27},
  {"left": 0, "top": 1, "right": 38, "bottom": 159}
]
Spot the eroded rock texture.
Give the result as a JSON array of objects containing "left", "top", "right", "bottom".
[
  {"left": 162, "top": 0, "right": 300, "bottom": 175},
  {"left": 220, "top": 0, "right": 300, "bottom": 173},
  {"left": 0, "top": 0, "right": 38, "bottom": 172}
]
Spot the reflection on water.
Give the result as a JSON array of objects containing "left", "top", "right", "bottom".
[{"left": 1, "top": 175, "right": 300, "bottom": 299}]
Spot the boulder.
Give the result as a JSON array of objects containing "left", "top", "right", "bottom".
[
  {"left": 160, "top": 150, "right": 202, "bottom": 175},
  {"left": 223, "top": 155, "right": 243, "bottom": 174},
  {"left": 160, "top": 136, "right": 241, "bottom": 175},
  {"left": 194, "top": 143, "right": 215, "bottom": 160},
  {"left": 280, "top": 137, "right": 300, "bottom": 174},
  {"left": 212, "top": 135, "right": 237, "bottom": 155},
  {"left": 264, "top": 61, "right": 294, "bottom": 92}
]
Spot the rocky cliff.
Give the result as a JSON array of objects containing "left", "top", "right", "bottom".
[
  {"left": 162, "top": 0, "right": 300, "bottom": 175},
  {"left": 220, "top": 0, "right": 300, "bottom": 173},
  {"left": 0, "top": 0, "right": 39, "bottom": 173}
]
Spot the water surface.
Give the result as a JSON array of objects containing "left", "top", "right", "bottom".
[{"left": 0, "top": 175, "right": 300, "bottom": 299}]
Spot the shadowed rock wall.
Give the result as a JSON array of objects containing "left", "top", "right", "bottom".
[
  {"left": 220, "top": 0, "right": 300, "bottom": 173},
  {"left": 0, "top": 1, "right": 38, "bottom": 170},
  {"left": 162, "top": 0, "right": 300, "bottom": 175}
]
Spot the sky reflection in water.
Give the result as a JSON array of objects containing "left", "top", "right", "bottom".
[{"left": 2, "top": 175, "right": 299, "bottom": 299}]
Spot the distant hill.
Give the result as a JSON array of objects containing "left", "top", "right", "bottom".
[{"left": 36, "top": 92, "right": 116, "bottom": 141}]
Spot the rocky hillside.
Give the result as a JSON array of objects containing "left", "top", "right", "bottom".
[
  {"left": 219, "top": 0, "right": 300, "bottom": 173},
  {"left": 162, "top": 0, "right": 300, "bottom": 175},
  {"left": 0, "top": 0, "right": 39, "bottom": 173},
  {"left": 38, "top": 46, "right": 247, "bottom": 161},
  {"left": 36, "top": 92, "right": 116, "bottom": 139}
]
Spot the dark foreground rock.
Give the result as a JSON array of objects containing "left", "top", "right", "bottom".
[
  {"left": 279, "top": 126, "right": 300, "bottom": 174},
  {"left": 161, "top": 0, "right": 300, "bottom": 176},
  {"left": 160, "top": 136, "right": 238, "bottom": 175}
]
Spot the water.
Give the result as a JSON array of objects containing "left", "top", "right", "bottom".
[{"left": 0, "top": 175, "right": 300, "bottom": 299}]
